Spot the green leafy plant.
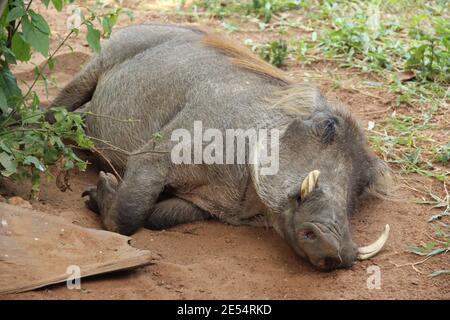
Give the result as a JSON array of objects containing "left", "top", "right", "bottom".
[
  {"left": 407, "top": 221, "right": 450, "bottom": 277},
  {"left": 408, "top": 241, "right": 449, "bottom": 257},
  {"left": 193, "top": 0, "right": 302, "bottom": 23},
  {"left": 433, "top": 143, "right": 450, "bottom": 165},
  {"left": 244, "top": 38, "right": 289, "bottom": 67},
  {"left": 406, "top": 16, "right": 449, "bottom": 83},
  {"left": 250, "top": 0, "right": 301, "bottom": 23},
  {"left": 256, "top": 39, "right": 288, "bottom": 67},
  {"left": 0, "top": 0, "right": 128, "bottom": 196}
]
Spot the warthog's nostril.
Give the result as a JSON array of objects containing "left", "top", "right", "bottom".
[
  {"left": 298, "top": 229, "right": 317, "bottom": 241},
  {"left": 319, "top": 257, "right": 341, "bottom": 270},
  {"left": 325, "top": 257, "right": 340, "bottom": 269}
]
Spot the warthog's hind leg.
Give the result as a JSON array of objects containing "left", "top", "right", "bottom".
[{"left": 146, "top": 198, "right": 211, "bottom": 230}]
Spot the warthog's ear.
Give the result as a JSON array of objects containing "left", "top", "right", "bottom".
[
  {"left": 305, "top": 111, "right": 339, "bottom": 144},
  {"left": 280, "top": 113, "right": 338, "bottom": 148}
]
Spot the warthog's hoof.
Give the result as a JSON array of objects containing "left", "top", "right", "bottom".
[
  {"left": 82, "top": 186, "right": 99, "bottom": 214},
  {"left": 82, "top": 171, "right": 119, "bottom": 215}
]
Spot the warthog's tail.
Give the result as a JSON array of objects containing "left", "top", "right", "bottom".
[{"left": 50, "top": 57, "right": 101, "bottom": 113}]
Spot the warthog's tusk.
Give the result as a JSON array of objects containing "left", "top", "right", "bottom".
[
  {"left": 357, "top": 224, "right": 390, "bottom": 260},
  {"left": 300, "top": 170, "right": 320, "bottom": 199}
]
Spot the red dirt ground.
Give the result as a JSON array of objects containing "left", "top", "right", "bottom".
[{"left": 1, "top": 2, "right": 449, "bottom": 299}]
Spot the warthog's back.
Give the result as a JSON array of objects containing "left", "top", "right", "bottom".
[{"left": 84, "top": 25, "right": 288, "bottom": 168}]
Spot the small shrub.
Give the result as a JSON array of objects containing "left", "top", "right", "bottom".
[
  {"left": 258, "top": 40, "right": 288, "bottom": 67},
  {"left": 0, "top": 0, "right": 128, "bottom": 196}
]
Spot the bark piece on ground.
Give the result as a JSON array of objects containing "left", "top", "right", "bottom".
[{"left": 0, "top": 203, "right": 154, "bottom": 294}]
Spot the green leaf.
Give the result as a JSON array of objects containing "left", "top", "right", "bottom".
[
  {"left": 0, "top": 142, "right": 12, "bottom": 154},
  {"left": 43, "top": 148, "right": 59, "bottom": 164},
  {"left": 31, "top": 170, "right": 41, "bottom": 195},
  {"left": 64, "top": 159, "right": 74, "bottom": 170},
  {"left": 102, "top": 17, "right": 112, "bottom": 36},
  {"left": 2, "top": 46, "right": 17, "bottom": 64},
  {"left": 152, "top": 132, "right": 163, "bottom": 141},
  {"left": 86, "top": 24, "right": 101, "bottom": 53},
  {"left": 12, "top": 32, "right": 31, "bottom": 62},
  {"left": 124, "top": 10, "right": 134, "bottom": 21},
  {"left": 427, "top": 248, "right": 446, "bottom": 257},
  {"left": 429, "top": 269, "right": 450, "bottom": 277},
  {"left": 22, "top": 15, "right": 49, "bottom": 57},
  {"left": 47, "top": 56, "right": 56, "bottom": 70},
  {"left": 406, "top": 44, "right": 427, "bottom": 69},
  {"left": 408, "top": 246, "right": 427, "bottom": 256},
  {"left": 41, "top": 0, "right": 51, "bottom": 7},
  {"left": 0, "top": 152, "right": 18, "bottom": 177},
  {"left": 51, "top": 0, "right": 64, "bottom": 11},
  {"left": 7, "top": 6, "right": 25, "bottom": 22},
  {"left": 24, "top": 155, "right": 45, "bottom": 171},
  {"left": 49, "top": 135, "right": 64, "bottom": 148},
  {"left": 29, "top": 11, "right": 50, "bottom": 35},
  {"left": 408, "top": 245, "right": 446, "bottom": 257},
  {"left": 0, "top": 68, "right": 22, "bottom": 108},
  {"left": 0, "top": 88, "right": 8, "bottom": 113}
]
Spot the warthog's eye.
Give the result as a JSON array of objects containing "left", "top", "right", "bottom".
[
  {"left": 287, "top": 188, "right": 303, "bottom": 204},
  {"left": 295, "top": 193, "right": 302, "bottom": 204},
  {"left": 298, "top": 229, "right": 317, "bottom": 241}
]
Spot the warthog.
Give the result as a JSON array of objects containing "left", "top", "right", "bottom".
[{"left": 52, "top": 24, "right": 392, "bottom": 270}]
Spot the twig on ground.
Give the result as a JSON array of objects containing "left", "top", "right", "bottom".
[{"left": 391, "top": 255, "right": 434, "bottom": 274}]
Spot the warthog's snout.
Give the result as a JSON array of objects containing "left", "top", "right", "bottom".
[
  {"left": 285, "top": 171, "right": 391, "bottom": 271},
  {"left": 297, "top": 222, "right": 358, "bottom": 270},
  {"left": 293, "top": 222, "right": 390, "bottom": 271}
]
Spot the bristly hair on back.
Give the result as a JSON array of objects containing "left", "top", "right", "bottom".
[
  {"left": 201, "top": 34, "right": 291, "bottom": 85},
  {"left": 268, "top": 83, "right": 322, "bottom": 116},
  {"left": 199, "top": 32, "right": 323, "bottom": 116}
]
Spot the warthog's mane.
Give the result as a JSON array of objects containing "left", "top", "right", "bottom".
[
  {"left": 199, "top": 31, "right": 319, "bottom": 116},
  {"left": 200, "top": 33, "right": 291, "bottom": 85}
]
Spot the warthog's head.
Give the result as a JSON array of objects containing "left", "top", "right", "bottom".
[{"left": 254, "top": 90, "right": 392, "bottom": 271}]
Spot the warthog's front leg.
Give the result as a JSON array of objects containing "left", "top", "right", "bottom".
[
  {"left": 82, "top": 171, "right": 121, "bottom": 232},
  {"left": 83, "top": 155, "right": 169, "bottom": 235}
]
